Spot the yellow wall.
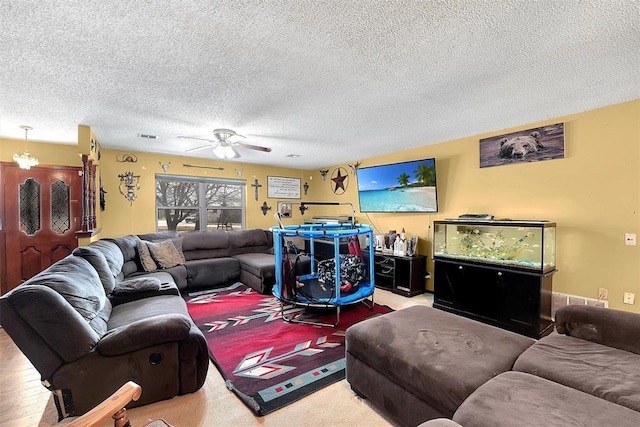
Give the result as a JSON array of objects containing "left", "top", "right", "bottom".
[
  {"left": 2, "top": 100, "right": 638, "bottom": 310},
  {"left": 0, "top": 138, "right": 80, "bottom": 167},
  {"left": 98, "top": 149, "right": 309, "bottom": 237},
  {"left": 314, "top": 100, "right": 640, "bottom": 311}
]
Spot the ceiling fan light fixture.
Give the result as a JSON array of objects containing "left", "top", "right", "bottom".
[{"left": 213, "top": 145, "right": 238, "bottom": 159}]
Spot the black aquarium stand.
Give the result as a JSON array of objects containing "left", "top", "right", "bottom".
[{"left": 433, "top": 258, "right": 555, "bottom": 338}]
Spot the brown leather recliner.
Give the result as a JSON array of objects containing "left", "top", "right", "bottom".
[{"left": 0, "top": 245, "right": 208, "bottom": 420}]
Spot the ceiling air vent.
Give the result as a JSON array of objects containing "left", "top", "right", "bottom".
[{"left": 137, "top": 133, "right": 157, "bottom": 140}]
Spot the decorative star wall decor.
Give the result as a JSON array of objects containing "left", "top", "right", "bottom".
[{"left": 330, "top": 167, "right": 349, "bottom": 195}]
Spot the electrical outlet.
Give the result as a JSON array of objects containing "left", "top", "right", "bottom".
[
  {"left": 598, "top": 287, "right": 609, "bottom": 300},
  {"left": 625, "top": 233, "right": 637, "bottom": 246},
  {"left": 624, "top": 292, "right": 635, "bottom": 305}
]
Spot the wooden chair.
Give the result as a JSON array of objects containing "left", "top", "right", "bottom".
[{"left": 66, "top": 382, "right": 172, "bottom": 427}]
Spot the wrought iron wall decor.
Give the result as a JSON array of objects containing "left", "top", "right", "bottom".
[
  {"left": 261, "top": 201, "right": 271, "bottom": 216},
  {"left": 319, "top": 169, "right": 329, "bottom": 181},
  {"left": 116, "top": 153, "right": 138, "bottom": 163},
  {"left": 251, "top": 179, "right": 262, "bottom": 201},
  {"left": 182, "top": 163, "right": 224, "bottom": 170},
  {"left": 303, "top": 181, "right": 309, "bottom": 195},
  {"left": 118, "top": 171, "right": 140, "bottom": 205}
]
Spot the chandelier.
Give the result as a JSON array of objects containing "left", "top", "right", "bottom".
[{"left": 13, "top": 125, "right": 39, "bottom": 170}]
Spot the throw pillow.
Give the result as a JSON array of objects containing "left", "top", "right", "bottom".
[
  {"left": 136, "top": 239, "right": 157, "bottom": 272},
  {"left": 147, "top": 239, "right": 184, "bottom": 269},
  {"left": 170, "top": 236, "right": 186, "bottom": 263}
]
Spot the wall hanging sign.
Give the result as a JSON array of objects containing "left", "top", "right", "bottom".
[
  {"left": 479, "top": 122, "right": 565, "bottom": 168},
  {"left": 267, "top": 176, "right": 301, "bottom": 199}
]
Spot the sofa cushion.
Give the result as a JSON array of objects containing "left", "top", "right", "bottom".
[
  {"left": 185, "top": 257, "right": 240, "bottom": 289},
  {"left": 453, "top": 371, "right": 640, "bottom": 427},
  {"left": 88, "top": 240, "right": 125, "bottom": 278},
  {"left": 555, "top": 304, "right": 640, "bottom": 354},
  {"left": 232, "top": 253, "right": 275, "bottom": 282},
  {"left": 105, "top": 235, "right": 140, "bottom": 279},
  {"left": 108, "top": 295, "right": 191, "bottom": 329},
  {"left": 24, "top": 255, "right": 106, "bottom": 322},
  {"left": 137, "top": 230, "right": 179, "bottom": 242},
  {"left": 228, "top": 229, "right": 272, "bottom": 255},
  {"left": 513, "top": 332, "right": 640, "bottom": 412},
  {"left": 72, "top": 246, "right": 116, "bottom": 294},
  {"left": 147, "top": 239, "right": 185, "bottom": 269},
  {"left": 181, "top": 230, "right": 231, "bottom": 260},
  {"left": 346, "top": 305, "right": 534, "bottom": 418}
]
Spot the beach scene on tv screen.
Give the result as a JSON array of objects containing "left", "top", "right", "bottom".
[{"left": 357, "top": 159, "right": 437, "bottom": 212}]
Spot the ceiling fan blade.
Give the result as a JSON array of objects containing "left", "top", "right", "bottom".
[
  {"left": 185, "top": 144, "right": 213, "bottom": 153},
  {"left": 177, "top": 136, "right": 217, "bottom": 143},
  {"left": 235, "top": 142, "right": 272, "bottom": 153}
]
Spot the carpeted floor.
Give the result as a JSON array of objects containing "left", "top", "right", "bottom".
[
  {"left": 30, "top": 289, "right": 432, "bottom": 426},
  {"left": 184, "top": 283, "right": 392, "bottom": 415}
]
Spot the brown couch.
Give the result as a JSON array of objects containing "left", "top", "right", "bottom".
[
  {"left": 0, "top": 228, "right": 283, "bottom": 421},
  {"left": 109, "top": 229, "right": 279, "bottom": 294},
  {"left": 347, "top": 304, "right": 640, "bottom": 427}
]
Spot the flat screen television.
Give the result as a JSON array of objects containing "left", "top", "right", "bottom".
[{"left": 357, "top": 158, "right": 438, "bottom": 213}]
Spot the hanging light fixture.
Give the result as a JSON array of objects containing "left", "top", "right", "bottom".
[
  {"left": 213, "top": 143, "right": 238, "bottom": 159},
  {"left": 13, "top": 125, "right": 39, "bottom": 169}
]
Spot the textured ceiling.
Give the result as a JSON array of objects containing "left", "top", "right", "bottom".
[{"left": 1, "top": 1, "right": 639, "bottom": 169}]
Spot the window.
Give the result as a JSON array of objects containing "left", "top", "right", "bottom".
[{"left": 156, "top": 174, "right": 245, "bottom": 231}]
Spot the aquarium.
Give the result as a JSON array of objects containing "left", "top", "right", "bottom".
[{"left": 433, "top": 219, "right": 556, "bottom": 272}]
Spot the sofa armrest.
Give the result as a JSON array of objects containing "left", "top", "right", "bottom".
[
  {"left": 555, "top": 305, "right": 640, "bottom": 354},
  {"left": 97, "top": 314, "right": 191, "bottom": 356}
]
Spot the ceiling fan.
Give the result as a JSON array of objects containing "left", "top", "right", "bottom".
[{"left": 178, "top": 128, "right": 272, "bottom": 159}]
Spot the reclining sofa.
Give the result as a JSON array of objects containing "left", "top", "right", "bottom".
[
  {"left": 0, "top": 228, "right": 281, "bottom": 420},
  {"left": 347, "top": 304, "right": 640, "bottom": 427}
]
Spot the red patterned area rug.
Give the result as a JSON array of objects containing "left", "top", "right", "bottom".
[{"left": 184, "top": 282, "right": 392, "bottom": 415}]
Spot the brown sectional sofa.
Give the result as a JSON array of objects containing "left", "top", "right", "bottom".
[
  {"left": 111, "top": 228, "right": 278, "bottom": 294},
  {"left": 0, "top": 228, "right": 281, "bottom": 420},
  {"left": 346, "top": 304, "right": 640, "bottom": 427}
]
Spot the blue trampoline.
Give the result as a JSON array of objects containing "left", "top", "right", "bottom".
[{"left": 272, "top": 218, "right": 375, "bottom": 327}]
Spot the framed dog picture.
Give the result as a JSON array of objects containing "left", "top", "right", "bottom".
[{"left": 479, "top": 123, "right": 565, "bottom": 168}]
